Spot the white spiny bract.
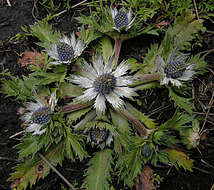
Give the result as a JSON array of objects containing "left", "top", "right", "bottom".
[
  {"left": 71, "top": 55, "right": 136, "bottom": 113},
  {"left": 156, "top": 51, "right": 195, "bottom": 87},
  {"left": 47, "top": 33, "right": 85, "bottom": 65},
  {"left": 23, "top": 93, "right": 57, "bottom": 135},
  {"left": 111, "top": 7, "right": 135, "bottom": 32}
]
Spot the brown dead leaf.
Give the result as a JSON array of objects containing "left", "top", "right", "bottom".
[
  {"left": 10, "top": 178, "right": 20, "bottom": 189},
  {"left": 18, "top": 49, "right": 45, "bottom": 67},
  {"left": 156, "top": 21, "right": 169, "bottom": 28},
  {"left": 136, "top": 165, "right": 156, "bottom": 190},
  {"left": 35, "top": 162, "right": 45, "bottom": 180}
]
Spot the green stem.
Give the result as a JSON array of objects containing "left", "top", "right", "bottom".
[{"left": 112, "top": 37, "right": 123, "bottom": 69}]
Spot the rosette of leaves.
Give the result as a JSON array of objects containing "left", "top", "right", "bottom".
[{"left": 0, "top": 8, "right": 206, "bottom": 190}]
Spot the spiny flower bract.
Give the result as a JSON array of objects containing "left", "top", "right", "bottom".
[
  {"left": 111, "top": 7, "right": 135, "bottom": 32},
  {"left": 23, "top": 98, "right": 50, "bottom": 135},
  {"left": 156, "top": 50, "right": 195, "bottom": 87},
  {"left": 23, "top": 92, "right": 57, "bottom": 135},
  {"left": 47, "top": 32, "right": 85, "bottom": 65},
  {"left": 71, "top": 55, "right": 136, "bottom": 113}
]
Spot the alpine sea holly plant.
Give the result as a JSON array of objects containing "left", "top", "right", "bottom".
[{"left": 0, "top": 1, "right": 207, "bottom": 190}]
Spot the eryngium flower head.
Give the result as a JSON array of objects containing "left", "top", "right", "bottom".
[
  {"left": 23, "top": 93, "right": 57, "bottom": 135},
  {"left": 111, "top": 8, "right": 135, "bottom": 32},
  {"left": 156, "top": 51, "right": 195, "bottom": 87},
  {"left": 47, "top": 33, "right": 85, "bottom": 65},
  {"left": 86, "top": 127, "right": 113, "bottom": 147},
  {"left": 71, "top": 55, "right": 136, "bottom": 113}
]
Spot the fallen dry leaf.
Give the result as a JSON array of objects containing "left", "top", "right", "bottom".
[
  {"left": 10, "top": 178, "right": 20, "bottom": 189},
  {"left": 156, "top": 21, "right": 169, "bottom": 28},
  {"left": 136, "top": 165, "right": 156, "bottom": 190},
  {"left": 18, "top": 49, "right": 45, "bottom": 67},
  {"left": 35, "top": 162, "right": 45, "bottom": 180}
]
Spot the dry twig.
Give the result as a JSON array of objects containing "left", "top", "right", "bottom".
[{"left": 38, "top": 153, "right": 77, "bottom": 190}]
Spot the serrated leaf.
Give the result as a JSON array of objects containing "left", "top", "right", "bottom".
[
  {"left": 8, "top": 143, "right": 64, "bottom": 190},
  {"left": 116, "top": 148, "right": 143, "bottom": 187},
  {"left": 101, "top": 36, "right": 113, "bottom": 62},
  {"left": 30, "top": 20, "right": 60, "bottom": 48},
  {"left": 126, "top": 103, "right": 158, "bottom": 129},
  {"left": 165, "top": 149, "right": 194, "bottom": 171},
  {"left": 64, "top": 127, "right": 88, "bottom": 161},
  {"left": 110, "top": 108, "right": 131, "bottom": 151},
  {"left": 15, "top": 135, "right": 43, "bottom": 160},
  {"left": 60, "top": 82, "right": 83, "bottom": 98},
  {"left": 83, "top": 149, "right": 113, "bottom": 190},
  {"left": 168, "top": 87, "right": 194, "bottom": 114},
  {"left": 160, "top": 110, "right": 194, "bottom": 130},
  {"left": 67, "top": 107, "right": 92, "bottom": 124}
]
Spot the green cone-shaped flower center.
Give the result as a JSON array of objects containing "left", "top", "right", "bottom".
[
  {"left": 164, "top": 57, "right": 186, "bottom": 79},
  {"left": 57, "top": 42, "right": 74, "bottom": 62},
  {"left": 32, "top": 107, "right": 50, "bottom": 125},
  {"left": 114, "top": 11, "right": 128, "bottom": 28},
  {"left": 94, "top": 73, "right": 116, "bottom": 95},
  {"left": 90, "top": 127, "right": 109, "bottom": 145}
]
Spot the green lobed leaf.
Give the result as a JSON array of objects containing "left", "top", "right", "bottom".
[
  {"left": 165, "top": 149, "right": 194, "bottom": 171},
  {"left": 8, "top": 143, "right": 64, "bottom": 190},
  {"left": 82, "top": 149, "right": 113, "bottom": 190},
  {"left": 126, "top": 103, "right": 158, "bottom": 129},
  {"left": 100, "top": 36, "right": 114, "bottom": 63},
  {"left": 116, "top": 148, "right": 143, "bottom": 187},
  {"left": 64, "top": 127, "right": 88, "bottom": 161},
  {"left": 168, "top": 87, "right": 194, "bottom": 114},
  {"left": 67, "top": 107, "right": 92, "bottom": 124}
]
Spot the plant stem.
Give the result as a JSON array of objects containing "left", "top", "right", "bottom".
[
  {"left": 119, "top": 109, "right": 148, "bottom": 138},
  {"left": 136, "top": 73, "right": 161, "bottom": 83},
  {"left": 62, "top": 102, "right": 91, "bottom": 113},
  {"left": 112, "top": 37, "right": 123, "bottom": 69}
]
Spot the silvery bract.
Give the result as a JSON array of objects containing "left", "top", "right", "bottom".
[
  {"left": 111, "top": 8, "right": 135, "bottom": 32},
  {"left": 156, "top": 51, "right": 195, "bottom": 87},
  {"left": 71, "top": 55, "right": 136, "bottom": 113},
  {"left": 23, "top": 93, "right": 57, "bottom": 135},
  {"left": 47, "top": 33, "right": 85, "bottom": 65}
]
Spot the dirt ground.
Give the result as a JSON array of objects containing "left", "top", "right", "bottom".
[{"left": 0, "top": 0, "right": 214, "bottom": 190}]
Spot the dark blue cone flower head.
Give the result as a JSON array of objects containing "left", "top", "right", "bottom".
[
  {"left": 32, "top": 107, "right": 50, "bottom": 125},
  {"left": 111, "top": 7, "right": 135, "bottom": 32},
  {"left": 57, "top": 42, "right": 74, "bottom": 62}
]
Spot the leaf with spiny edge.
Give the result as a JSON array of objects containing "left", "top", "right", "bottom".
[
  {"left": 14, "top": 135, "right": 43, "bottom": 160},
  {"left": 164, "top": 149, "right": 194, "bottom": 171},
  {"left": 82, "top": 149, "right": 113, "bottom": 190},
  {"left": 168, "top": 87, "right": 194, "bottom": 114},
  {"left": 110, "top": 108, "right": 131, "bottom": 152},
  {"left": 8, "top": 143, "right": 64, "bottom": 190},
  {"left": 30, "top": 20, "right": 61, "bottom": 49},
  {"left": 116, "top": 148, "right": 143, "bottom": 188},
  {"left": 159, "top": 109, "right": 194, "bottom": 131},
  {"left": 64, "top": 127, "right": 88, "bottom": 161},
  {"left": 67, "top": 106, "right": 92, "bottom": 124},
  {"left": 100, "top": 36, "right": 114, "bottom": 63},
  {"left": 126, "top": 103, "right": 158, "bottom": 129}
]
